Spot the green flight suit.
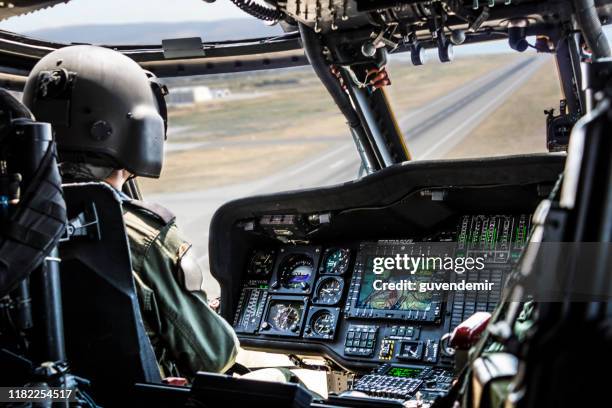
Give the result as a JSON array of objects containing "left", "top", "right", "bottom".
[{"left": 122, "top": 200, "right": 239, "bottom": 379}]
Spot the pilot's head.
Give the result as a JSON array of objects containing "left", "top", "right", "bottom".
[{"left": 22, "top": 45, "right": 168, "bottom": 188}]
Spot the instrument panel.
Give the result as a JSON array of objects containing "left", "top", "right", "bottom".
[{"left": 232, "top": 214, "right": 531, "bottom": 370}]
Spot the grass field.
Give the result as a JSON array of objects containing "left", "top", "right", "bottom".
[{"left": 140, "top": 53, "right": 525, "bottom": 194}]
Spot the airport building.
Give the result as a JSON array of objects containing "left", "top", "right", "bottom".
[{"left": 166, "top": 85, "right": 231, "bottom": 107}]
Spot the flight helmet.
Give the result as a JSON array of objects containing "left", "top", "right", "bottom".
[{"left": 22, "top": 45, "right": 168, "bottom": 178}]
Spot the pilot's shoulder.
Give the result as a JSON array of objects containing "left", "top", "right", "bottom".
[{"left": 123, "top": 199, "right": 177, "bottom": 239}]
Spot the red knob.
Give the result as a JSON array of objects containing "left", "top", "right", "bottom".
[
  {"left": 449, "top": 312, "right": 492, "bottom": 350},
  {"left": 163, "top": 377, "right": 189, "bottom": 386}
]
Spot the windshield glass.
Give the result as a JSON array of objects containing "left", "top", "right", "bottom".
[
  {"left": 136, "top": 46, "right": 560, "bottom": 295},
  {"left": 0, "top": 0, "right": 283, "bottom": 43},
  {"left": 385, "top": 47, "right": 559, "bottom": 159}
]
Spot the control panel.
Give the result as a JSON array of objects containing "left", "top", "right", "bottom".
[
  {"left": 233, "top": 214, "right": 529, "bottom": 357},
  {"left": 233, "top": 281, "right": 269, "bottom": 334},
  {"left": 352, "top": 364, "right": 455, "bottom": 402},
  {"left": 231, "top": 214, "right": 531, "bottom": 401},
  {"left": 207, "top": 153, "right": 566, "bottom": 405}
]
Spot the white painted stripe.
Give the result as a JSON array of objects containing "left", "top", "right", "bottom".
[
  {"left": 329, "top": 159, "right": 346, "bottom": 169},
  {"left": 286, "top": 143, "right": 353, "bottom": 176},
  {"left": 417, "top": 61, "right": 542, "bottom": 159},
  {"left": 398, "top": 58, "right": 532, "bottom": 129}
]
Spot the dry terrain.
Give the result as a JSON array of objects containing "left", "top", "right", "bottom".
[{"left": 444, "top": 58, "right": 561, "bottom": 158}]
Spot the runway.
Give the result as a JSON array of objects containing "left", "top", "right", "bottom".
[{"left": 149, "top": 56, "right": 545, "bottom": 297}]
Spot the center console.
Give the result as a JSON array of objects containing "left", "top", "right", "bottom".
[{"left": 208, "top": 154, "right": 564, "bottom": 406}]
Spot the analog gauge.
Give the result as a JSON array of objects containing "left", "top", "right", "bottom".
[
  {"left": 266, "top": 302, "right": 303, "bottom": 333},
  {"left": 304, "top": 306, "right": 340, "bottom": 339},
  {"left": 248, "top": 250, "right": 275, "bottom": 276},
  {"left": 279, "top": 254, "right": 314, "bottom": 290},
  {"left": 323, "top": 248, "right": 350, "bottom": 275},
  {"left": 312, "top": 310, "right": 335, "bottom": 336},
  {"left": 314, "top": 276, "right": 343, "bottom": 305}
]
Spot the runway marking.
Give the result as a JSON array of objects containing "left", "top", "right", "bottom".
[
  {"left": 329, "top": 159, "right": 346, "bottom": 169},
  {"left": 417, "top": 61, "right": 542, "bottom": 159},
  {"left": 398, "top": 58, "right": 534, "bottom": 129},
  {"left": 286, "top": 143, "right": 353, "bottom": 177}
]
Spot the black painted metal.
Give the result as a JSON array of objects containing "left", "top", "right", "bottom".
[
  {"left": 32, "top": 249, "right": 65, "bottom": 362},
  {"left": 555, "top": 34, "right": 584, "bottom": 116}
]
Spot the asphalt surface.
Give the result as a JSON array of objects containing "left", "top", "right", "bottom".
[{"left": 150, "top": 56, "right": 545, "bottom": 298}]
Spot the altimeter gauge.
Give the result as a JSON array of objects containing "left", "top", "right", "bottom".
[
  {"left": 313, "top": 276, "right": 344, "bottom": 305},
  {"left": 312, "top": 310, "right": 335, "bottom": 336},
  {"left": 304, "top": 306, "right": 340, "bottom": 340}
]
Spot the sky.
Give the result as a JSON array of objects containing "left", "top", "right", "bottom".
[{"left": 0, "top": 0, "right": 249, "bottom": 32}]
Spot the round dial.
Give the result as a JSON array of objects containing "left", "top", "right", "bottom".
[
  {"left": 269, "top": 303, "right": 301, "bottom": 332},
  {"left": 312, "top": 311, "right": 335, "bottom": 336},
  {"left": 314, "top": 276, "right": 343, "bottom": 305},
  {"left": 248, "top": 250, "right": 275, "bottom": 276},
  {"left": 323, "top": 248, "right": 350, "bottom": 275},
  {"left": 279, "top": 254, "right": 313, "bottom": 289}
]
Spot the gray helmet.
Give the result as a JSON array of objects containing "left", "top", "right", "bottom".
[{"left": 22, "top": 45, "right": 168, "bottom": 178}]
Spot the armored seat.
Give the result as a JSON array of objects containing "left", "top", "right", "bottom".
[{"left": 59, "top": 182, "right": 161, "bottom": 401}]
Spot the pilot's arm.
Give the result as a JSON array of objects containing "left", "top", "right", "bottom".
[{"left": 123, "top": 200, "right": 239, "bottom": 379}]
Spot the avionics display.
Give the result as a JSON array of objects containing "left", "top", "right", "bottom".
[
  {"left": 386, "top": 366, "right": 424, "bottom": 378},
  {"left": 356, "top": 256, "right": 435, "bottom": 312},
  {"left": 345, "top": 242, "right": 444, "bottom": 322}
]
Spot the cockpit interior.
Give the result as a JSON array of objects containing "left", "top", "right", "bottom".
[{"left": 0, "top": 0, "right": 611, "bottom": 407}]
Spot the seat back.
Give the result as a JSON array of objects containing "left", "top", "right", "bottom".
[{"left": 60, "top": 182, "right": 161, "bottom": 399}]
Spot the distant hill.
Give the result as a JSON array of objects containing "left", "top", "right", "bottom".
[{"left": 24, "top": 19, "right": 285, "bottom": 44}]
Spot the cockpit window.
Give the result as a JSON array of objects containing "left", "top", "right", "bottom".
[
  {"left": 0, "top": 0, "right": 283, "bottom": 44},
  {"left": 133, "top": 46, "right": 559, "bottom": 301},
  {"left": 384, "top": 46, "right": 560, "bottom": 160}
]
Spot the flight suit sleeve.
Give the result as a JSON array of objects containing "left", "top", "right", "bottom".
[{"left": 135, "top": 222, "right": 239, "bottom": 377}]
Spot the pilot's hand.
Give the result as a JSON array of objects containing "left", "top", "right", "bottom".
[{"left": 208, "top": 297, "right": 220, "bottom": 313}]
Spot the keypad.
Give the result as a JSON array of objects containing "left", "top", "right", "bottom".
[
  {"left": 353, "top": 374, "right": 423, "bottom": 400},
  {"left": 389, "top": 325, "right": 415, "bottom": 338},
  {"left": 344, "top": 325, "right": 378, "bottom": 357}
]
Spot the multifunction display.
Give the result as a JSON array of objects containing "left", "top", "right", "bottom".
[{"left": 345, "top": 242, "right": 447, "bottom": 322}]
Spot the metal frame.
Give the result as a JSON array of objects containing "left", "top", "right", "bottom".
[{"left": 0, "top": 13, "right": 561, "bottom": 88}]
